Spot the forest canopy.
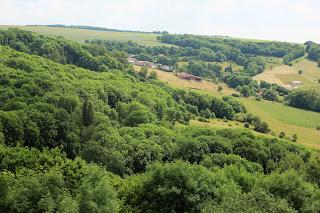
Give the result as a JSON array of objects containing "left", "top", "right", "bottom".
[{"left": 0, "top": 29, "right": 319, "bottom": 212}]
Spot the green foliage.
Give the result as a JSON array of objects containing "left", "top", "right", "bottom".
[
  {"left": 0, "top": 29, "right": 319, "bottom": 213},
  {"left": 149, "top": 70, "right": 158, "bottom": 79},
  {"left": 82, "top": 99, "right": 94, "bottom": 126},
  {"left": 0, "top": 28, "right": 126, "bottom": 71},
  {"left": 286, "top": 89, "right": 320, "bottom": 112},
  {"left": 123, "top": 161, "right": 238, "bottom": 212}
]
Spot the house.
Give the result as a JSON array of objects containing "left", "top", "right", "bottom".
[
  {"left": 176, "top": 72, "right": 202, "bottom": 82},
  {"left": 291, "top": 81, "right": 302, "bottom": 89},
  {"left": 158, "top": 64, "right": 174, "bottom": 72},
  {"left": 127, "top": 55, "right": 137, "bottom": 64}
]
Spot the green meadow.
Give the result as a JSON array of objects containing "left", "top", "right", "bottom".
[{"left": 0, "top": 25, "right": 165, "bottom": 46}]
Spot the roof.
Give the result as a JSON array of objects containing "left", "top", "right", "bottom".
[{"left": 177, "top": 72, "right": 202, "bottom": 79}]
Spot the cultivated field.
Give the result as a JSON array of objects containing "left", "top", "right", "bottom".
[
  {"left": 0, "top": 25, "right": 165, "bottom": 46},
  {"left": 253, "top": 59, "right": 320, "bottom": 88},
  {"left": 140, "top": 66, "right": 320, "bottom": 148}
]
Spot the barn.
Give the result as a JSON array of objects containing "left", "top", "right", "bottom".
[{"left": 176, "top": 73, "right": 202, "bottom": 82}]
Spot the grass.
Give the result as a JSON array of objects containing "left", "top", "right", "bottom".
[
  {"left": 137, "top": 66, "right": 320, "bottom": 148},
  {"left": 292, "top": 59, "right": 320, "bottom": 82},
  {"left": 253, "top": 59, "right": 320, "bottom": 87},
  {"left": 275, "top": 74, "right": 315, "bottom": 86},
  {"left": 259, "top": 56, "right": 283, "bottom": 69},
  {"left": 240, "top": 98, "right": 320, "bottom": 148},
  {"left": 0, "top": 25, "right": 167, "bottom": 46},
  {"left": 134, "top": 66, "right": 234, "bottom": 96}
]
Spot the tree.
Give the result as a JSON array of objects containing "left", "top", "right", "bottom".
[
  {"left": 218, "top": 85, "right": 223, "bottom": 92},
  {"left": 298, "top": 70, "right": 303, "bottom": 75},
  {"left": 279, "top": 132, "right": 286, "bottom": 138},
  {"left": 240, "top": 85, "right": 252, "bottom": 97},
  {"left": 262, "top": 89, "right": 279, "bottom": 102},
  {"left": 124, "top": 161, "right": 237, "bottom": 213},
  {"left": 149, "top": 70, "right": 158, "bottom": 79},
  {"left": 291, "top": 134, "right": 298, "bottom": 142},
  {"left": 254, "top": 121, "right": 270, "bottom": 133},
  {"left": 82, "top": 99, "right": 94, "bottom": 126},
  {"left": 138, "top": 66, "right": 148, "bottom": 78}
]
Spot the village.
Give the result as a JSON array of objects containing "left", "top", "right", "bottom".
[
  {"left": 128, "top": 56, "right": 304, "bottom": 89},
  {"left": 127, "top": 55, "right": 203, "bottom": 82}
]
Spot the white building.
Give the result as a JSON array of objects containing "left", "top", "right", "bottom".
[{"left": 291, "top": 81, "right": 302, "bottom": 89}]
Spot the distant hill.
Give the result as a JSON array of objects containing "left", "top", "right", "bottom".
[{"left": 29, "top": 24, "right": 165, "bottom": 34}]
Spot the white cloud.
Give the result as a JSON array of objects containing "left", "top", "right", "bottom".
[{"left": 0, "top": 0, "right": 319, "bottom": 42}]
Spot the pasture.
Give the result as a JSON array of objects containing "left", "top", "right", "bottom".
[
  {"left": 140, "top": 66, "right": 320, "bottom": 148},
  {"left": 0, "top": 25, "right": 165, "bottom": 46},
  {"left": 253, "top": 59, "right": 320, "bottom": 88}
]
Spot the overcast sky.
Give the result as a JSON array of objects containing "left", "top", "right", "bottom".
[{"left": 1, "top": 0, "right": 319, "bottom": 43}]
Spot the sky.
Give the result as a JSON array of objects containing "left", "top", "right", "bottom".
[{"left": 0, "top": 0, "right": 319, "bottom": 43}]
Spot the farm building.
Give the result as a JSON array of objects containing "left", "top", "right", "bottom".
[
  {"left": 291, "top": 80, "right": 302, "bottom": 89},
  {"left": 158, "top": 64, "right": 174, "bottom": 72},
  {"left": 134, "top": 61, "right": 157, "bottom": 69},
  {"left": 176, "top": 72, "right": 202, "bottom": 82}
]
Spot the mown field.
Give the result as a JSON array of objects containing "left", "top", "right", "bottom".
[
  {"left": 0, "top": 25, "right": 165, "bottom": 46},
  {"left": 253, "top": 58, "right": 320, "bottom": 88},
  {"left": 139, "top": 66, "right": 320, "bottom": 148}
]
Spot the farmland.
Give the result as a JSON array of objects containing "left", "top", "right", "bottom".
[
  {"left": 139, "top": 66, "right": 320, "bottom": 148},
  {"left": 0, "top": 25, "right": 165, "bottom": 46},
  {"left": 1, "top": 25, "right": 320, "bottom": 148},
  {"left": 253, "top": 58, "right": 320, "bottom": 88}
]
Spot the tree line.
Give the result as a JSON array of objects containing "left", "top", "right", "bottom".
[
  {"left": 0, "top": 29, "right": 320, "bottom": 212},
  {"left": 0, "top": 28, "right": 127, "bottom": 72}
]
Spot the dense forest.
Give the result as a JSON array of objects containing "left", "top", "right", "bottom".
[
  {"left": 0, "top": 28, "right": 127, "bottom": 71},
  {"left": 159, "top": 34, "right": 305, "bottom": 66},
  {"left": 0, "top": 29, "right": 320, "bottom": 212}
]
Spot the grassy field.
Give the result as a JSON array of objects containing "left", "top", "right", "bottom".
[
  {"left": 134, "top": 65, "right": 235, "bottom": 96},
  {"left": 138, "top": 66, "right": 320, "bottom": 148},
  {"left": 259, "top": 56, "right": 283, "bottom": 69},
  {"left": 0, "top": 25, "right": 166, "bottom": 46},
  {"left": 240, "top": 98, "right": 320, "bottom": 148},
  {"left": 253, "top": 59, "right": 320, "bottom": 88}
]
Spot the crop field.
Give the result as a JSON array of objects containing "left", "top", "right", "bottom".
[
  {"left": 253, "top": 59, "right": 320, "bottom": 88},
  {"left": 139, "top": 66, "right": 320, "bottom": 148},
  {"left": 0, "top": 25, "right": 166, "bottom": 46}
]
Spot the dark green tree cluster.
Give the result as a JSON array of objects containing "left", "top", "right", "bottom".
[
  {"left": 184, "top": 60, "right": 223, "bottom": 78},
  {"left": 224, "top": 75, "right": 288, "bottom": 101},
  {"left": 286, "top": 89, "right": 320, "bottom": 112},
  {"left": 159, "top": 34, "right": 305, "bottom": 67},
  {"left": 305, "top": 41, "right": 320, "bottom": 63},
  {"left": 0, "top": 28, "right": 126, "bottom": 71},
  {"left": 0, "top": 30, "right": 319, "bottom": 213}
]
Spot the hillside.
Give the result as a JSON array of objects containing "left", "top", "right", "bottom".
[
  {"left": 137, "top": 66, "right": 320, "bottom": 148},
  {"left": 254, "top": 58, "right": 320, "bottom": 88},
  {"left": 1, "top": 28, "right": 320, "bottom": 212},
  {"left": 0, "top": 25, "right": 164, "bottom": 46}
]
